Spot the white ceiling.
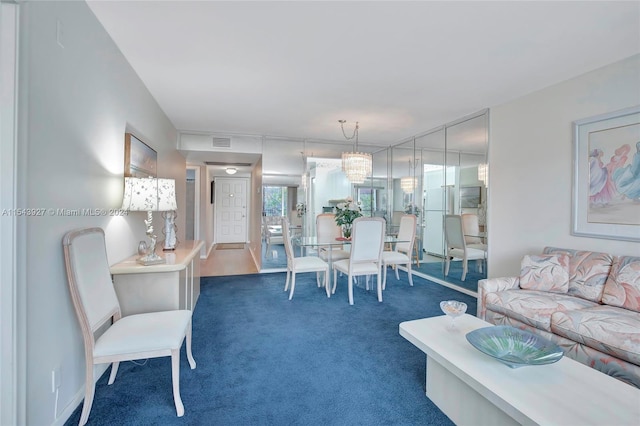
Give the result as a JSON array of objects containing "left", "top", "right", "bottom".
[{"left": 88, "top": 1, "right": 640, "bottom": 150}]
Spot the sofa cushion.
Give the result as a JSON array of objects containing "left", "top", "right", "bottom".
[
  {"left": 543, "top": 247, "right": 614, "bottom": 302},
  {"left": 485, "top": 289, "right": 598, "bottom": 332},
  {"left": 601, "top": 256, "right": 640, "bottom": 313},
  {"left": 520, "top": 253, "right": 570, "bottom": 293},
  {"left": 551, "top": 305, "right": 640, "bottom": 367}
]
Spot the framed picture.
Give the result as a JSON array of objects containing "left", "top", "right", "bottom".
[
  {"left": 460, "top": 186, "right": 481, "bottom": 208},
  {"left": 124, "top": 133, "right": 157, "bottom": 177},
  {"left": 572, "top": 106, "right": 640, "bottom": 241}
]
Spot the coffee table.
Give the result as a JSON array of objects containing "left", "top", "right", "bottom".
[{"left": 399, "top": 314, "right": 640, "bottom": 426}]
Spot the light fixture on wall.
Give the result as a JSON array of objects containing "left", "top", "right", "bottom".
[
  {"left": 121, "top": 177, "right": 177, "bottom": 264},
  {"left": 225, "top": 167, "right": 237, "bottom": 175},
  {"left": 339, "top": 120, "right": 372, "bottom": 184},
  {"left": 478, "top": 163, "right": 488, "bottom": 187}
]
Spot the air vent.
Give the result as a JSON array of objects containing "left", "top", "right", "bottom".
[
  {"left": 205, "top": 162, "right": 253, "bottom": 167},
  {"left": 212, "top": 137, "right": 231, "bottom": 148}
]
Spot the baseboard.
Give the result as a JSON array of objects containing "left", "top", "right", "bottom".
[
  {"left": 53, "top": 364, "right": 108, "bottom": 426},
  {"left": 411, "top": 269, "right": 478, "bottom": 298},
  {"left": 248, "top": 243, "right": 260, "bottom": 271}
]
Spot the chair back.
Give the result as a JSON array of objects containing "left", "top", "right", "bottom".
[
  {"left": 395, "top": 214, "right": 416, "bottom": 254},
  {"left": 444, "top": 215, "right": 466, "bottom": 250},
  {"left": 63, "top": 228, "right": 121, "bottom": 347},
  {"left": 316, "top": 213, "right": 341, "bottom": 243},
  {"left": 350, "top": 217, "right": 385, "bottom": 264},
  {"left": 461, "top": 213, "right": 482, "bottom": 244},
  {"left": 282, "top": 219, "right": 294, "bottom": 265}
]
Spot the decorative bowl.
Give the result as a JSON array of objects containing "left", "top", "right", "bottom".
[
  {"left": 440, "top": 300, "right": 467, "bottom": 318},
  {"left": 466, "top": 326, "right": 564, "bottom": 369},
  {"left": 440, "top": 301, "right": 467, "bottom": 328}
]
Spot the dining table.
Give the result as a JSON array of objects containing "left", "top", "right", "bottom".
[{"left": 293, "top": 235, "right": 411, "bottom": 289}]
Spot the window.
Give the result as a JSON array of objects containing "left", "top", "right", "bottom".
[{"left": 262, "top": 186, "right": 288, "bottom": 216}]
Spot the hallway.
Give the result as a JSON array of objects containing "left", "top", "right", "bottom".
[{"left": 200, "top": 244, "right": 259, "bottom": 276}]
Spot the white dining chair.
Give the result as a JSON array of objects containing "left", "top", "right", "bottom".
[
  {"left": 316, "top": 213, "right": 350, "bottom": 262},
  {"left": 282, "top": 220, "right": 330, "bottom": 299},
  {"left": 382, "top": 214, "right": 416, "bottom": 289},
  {"left": 62, "top": 227, "right": 196, "bottom": 426},
  {"left": 332, "top": 217, "right": 386, "bottom": 305},
  {"left": 461, "top": 213, "right": 487, "bottom": 251},
  {"left": 444, "top": 214, "right": 486, "bottom": 281}
]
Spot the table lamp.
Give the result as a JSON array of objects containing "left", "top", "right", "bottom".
[{"left": 121, "top": 177, "right": 177, "bottom": 265}]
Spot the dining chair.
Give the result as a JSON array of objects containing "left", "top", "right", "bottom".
[
  {"left": 381, "top": 214, "right": 416, "bottom": 289},
  {"left": 282, "top": 220, "right": 330, "bottom": 299},
  {"left": 444, "top": 214, "right": 486, "bottom": 281},
  {"left": 62, "top": 227, "right": 196, "bottom": 426},
  {"left": 316, "top": 213, "right": 350, "bottom": 264},
  {"left": 461, "top": 213, "right": 487, "bottom": 251},
  {"left": 332, "top": 217, "right": 386, "bottom": 305}
]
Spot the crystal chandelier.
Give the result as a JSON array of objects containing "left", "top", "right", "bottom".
[
  {"left": 401, "top": 151, "right": 417, "bottom": 193},
  {"left": 339, "top": 120, "right": 372, "bottom": 184}
]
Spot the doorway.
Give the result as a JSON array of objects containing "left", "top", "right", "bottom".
[{"left": 215, "top": 177, "right": 249, "bottom": 243}]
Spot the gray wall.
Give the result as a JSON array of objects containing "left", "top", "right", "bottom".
[
  {"left": 489, "top": 54, "right": 640, "bottom": 277},
  {"left": 16, "top": 2, "right": 183, "bottom": 424}
]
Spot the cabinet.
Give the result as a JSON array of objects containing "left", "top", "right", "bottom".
[{"left": 110, "top": 241, "right": 204, "bottom": 317}]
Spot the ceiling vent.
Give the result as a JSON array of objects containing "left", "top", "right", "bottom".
[
  {"left": 204, "top": 162, "right": 252, "bottom": 167},
  {"left": 212, "top": 137, "right": 231, "bottom": 148}
]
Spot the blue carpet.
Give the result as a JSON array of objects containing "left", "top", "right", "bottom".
[
  {"left": 65, "top": 273, "right": 476, "bottom": 425},
  {"left": 414, "top": 260, "right": 485, "bottom": 293}
]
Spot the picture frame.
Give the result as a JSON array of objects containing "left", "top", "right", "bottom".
[
  {"left": 124, "top": 133, "right": 157, "bottom": 177},
  {"left": 572, "top": 106, "right": 640, "bottom": 242},
  {"left": 460, "top": 186, "right": 481, "bottom": 208}
]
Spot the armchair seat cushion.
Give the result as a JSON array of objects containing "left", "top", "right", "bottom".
[
  {"left": 551, "top": 306, "right": 640, "bottom": 366},
  {"left": 333, "top": 259, "right": 379, "bottom": 276},
  {"left": 382, "top": 251, "right": 410, "bottom": 263},
  {"left": 485, "top": 289, "right": 598, "bottom": 332},
  {"left": 293, "top": 256, "right": 328, "bottom": 273}
]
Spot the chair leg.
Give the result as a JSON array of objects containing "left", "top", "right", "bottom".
[
  {"left": 186, "top": 321, "right": 196, "bottom": 369},
  {"left": 394, "top": 266, "right": 400, "bottom": 280},
  {"left": 288, "top": 272, "right": 296, "bottom": 300},
  {"left": 376, "top": 271, "right": 382, "bottom": 302},
  {"left": 407, "top": 262, "right": 413, "bottom": 286},
  {"left": 332, "top": 268, "right": 338, "bottom": 294},
  {"left": 461, "top": 259, "right": 468, "bottom": 281},
  {"left": 107, "top": 362, "right": 119, "bottom": 385},
  {"left": 365, "top": 275, "right": 370, "bottom": 291},
  {"left": 284, "top": 269, "right": 290, "bottom": 292},
  {"left": 445, "top": 257, "right": 451, "bottom": 276},
  {"left": 382, "top": 263, "right": 387, "bottom": 290},
  {"left": 324, "top": 268, "right": 330, "bottom": 298},
  {"left": 171, "top": 349, "right": 185, "bottom": 417},
  {"left": 348, "top": 274, "right": 354, "bottom": 305},
  {"left": 316, "top": 271, "right": 321, "bottom": 288},
  {"left": 79, "top": 360, "right": 96, "bottom": 426}
]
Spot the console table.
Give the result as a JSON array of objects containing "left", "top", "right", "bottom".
[{"left": 110, "top": 240, "right": 204, "bottom": 316}]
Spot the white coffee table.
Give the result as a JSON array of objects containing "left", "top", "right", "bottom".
[{"left": 399, "top": 314, "right": 640, "bottom": 426}]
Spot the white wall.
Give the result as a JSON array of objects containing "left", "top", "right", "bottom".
[
  {"left": 489, "top": 54, "right": 640, "bottom": 277},
  {"left": 16, "top": 2, "right": 182, "bottom": 425}
]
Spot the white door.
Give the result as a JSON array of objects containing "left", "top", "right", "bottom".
[{"left": 215, "top": 178, "right": 248, "bottom": 243}]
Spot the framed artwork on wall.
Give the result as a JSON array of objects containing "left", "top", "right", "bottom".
[
  {"left": 460, "top": 186, "right": 481, "bottom": 208},
  {"left": 124, "top": 133, "right": 157, "bottom": 177},
  {"left": 572, "top": 106, "right": 640, "bottom": 241}
]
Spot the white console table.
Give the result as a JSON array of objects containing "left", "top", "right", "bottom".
[{"left": 110, "top": 240, "right": 204, "bottom": 316}]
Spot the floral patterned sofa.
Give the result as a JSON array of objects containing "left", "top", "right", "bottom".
[{"left": 477, "top": 247, "right": 640, "bottom": 388}]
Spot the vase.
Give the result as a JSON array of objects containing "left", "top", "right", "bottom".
[{"left": 342, "top": 224, "right": 352, "bottom": 239}]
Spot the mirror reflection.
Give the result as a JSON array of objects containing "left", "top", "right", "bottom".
[{"left": 259, "top": 110, "right": 488, "bottom": 295}]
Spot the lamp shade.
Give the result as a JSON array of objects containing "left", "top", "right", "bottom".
[{"left": 122, "top": 177, "right": 177, "bottom": 212}]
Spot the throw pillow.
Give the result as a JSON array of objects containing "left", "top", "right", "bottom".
[
  {"left": 602, "top": 256, "right": 640, "bottom": 313},
  {"left": 520, "top": 253, "right": 570, "bottom": 293}
]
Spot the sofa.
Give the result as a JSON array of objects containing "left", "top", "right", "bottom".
[{"left": 478, "top": 247, "right": 640, "bottom": 388}]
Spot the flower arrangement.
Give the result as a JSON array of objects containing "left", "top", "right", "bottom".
[
  {"left": 334, "top": 197, "right": 362, "bottom": 238},
  {"left": 295, "top": 202, "right": 306, "bottom": 218},
  {"left": 404, "top": 203, "right": 420, "bottom": 216}
]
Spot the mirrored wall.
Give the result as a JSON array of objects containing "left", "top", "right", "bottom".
[{"left": 259, "top": 110, "right": 489, "bottom": 295}]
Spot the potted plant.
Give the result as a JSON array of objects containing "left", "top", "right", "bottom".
[{"left": 334, "top": 197, "right": 363, "bottom": 239}]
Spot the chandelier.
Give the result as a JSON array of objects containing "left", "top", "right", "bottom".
[
  {"left": 339, "top": 120, "right": 372, "bottom": 184},
  {"left": 401, "top": 148, "right": 417, "bottom": 193}
]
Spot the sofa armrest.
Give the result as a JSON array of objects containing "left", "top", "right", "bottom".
[{"left": 477, "top": 277, "right": 520, "bottom": 320}]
